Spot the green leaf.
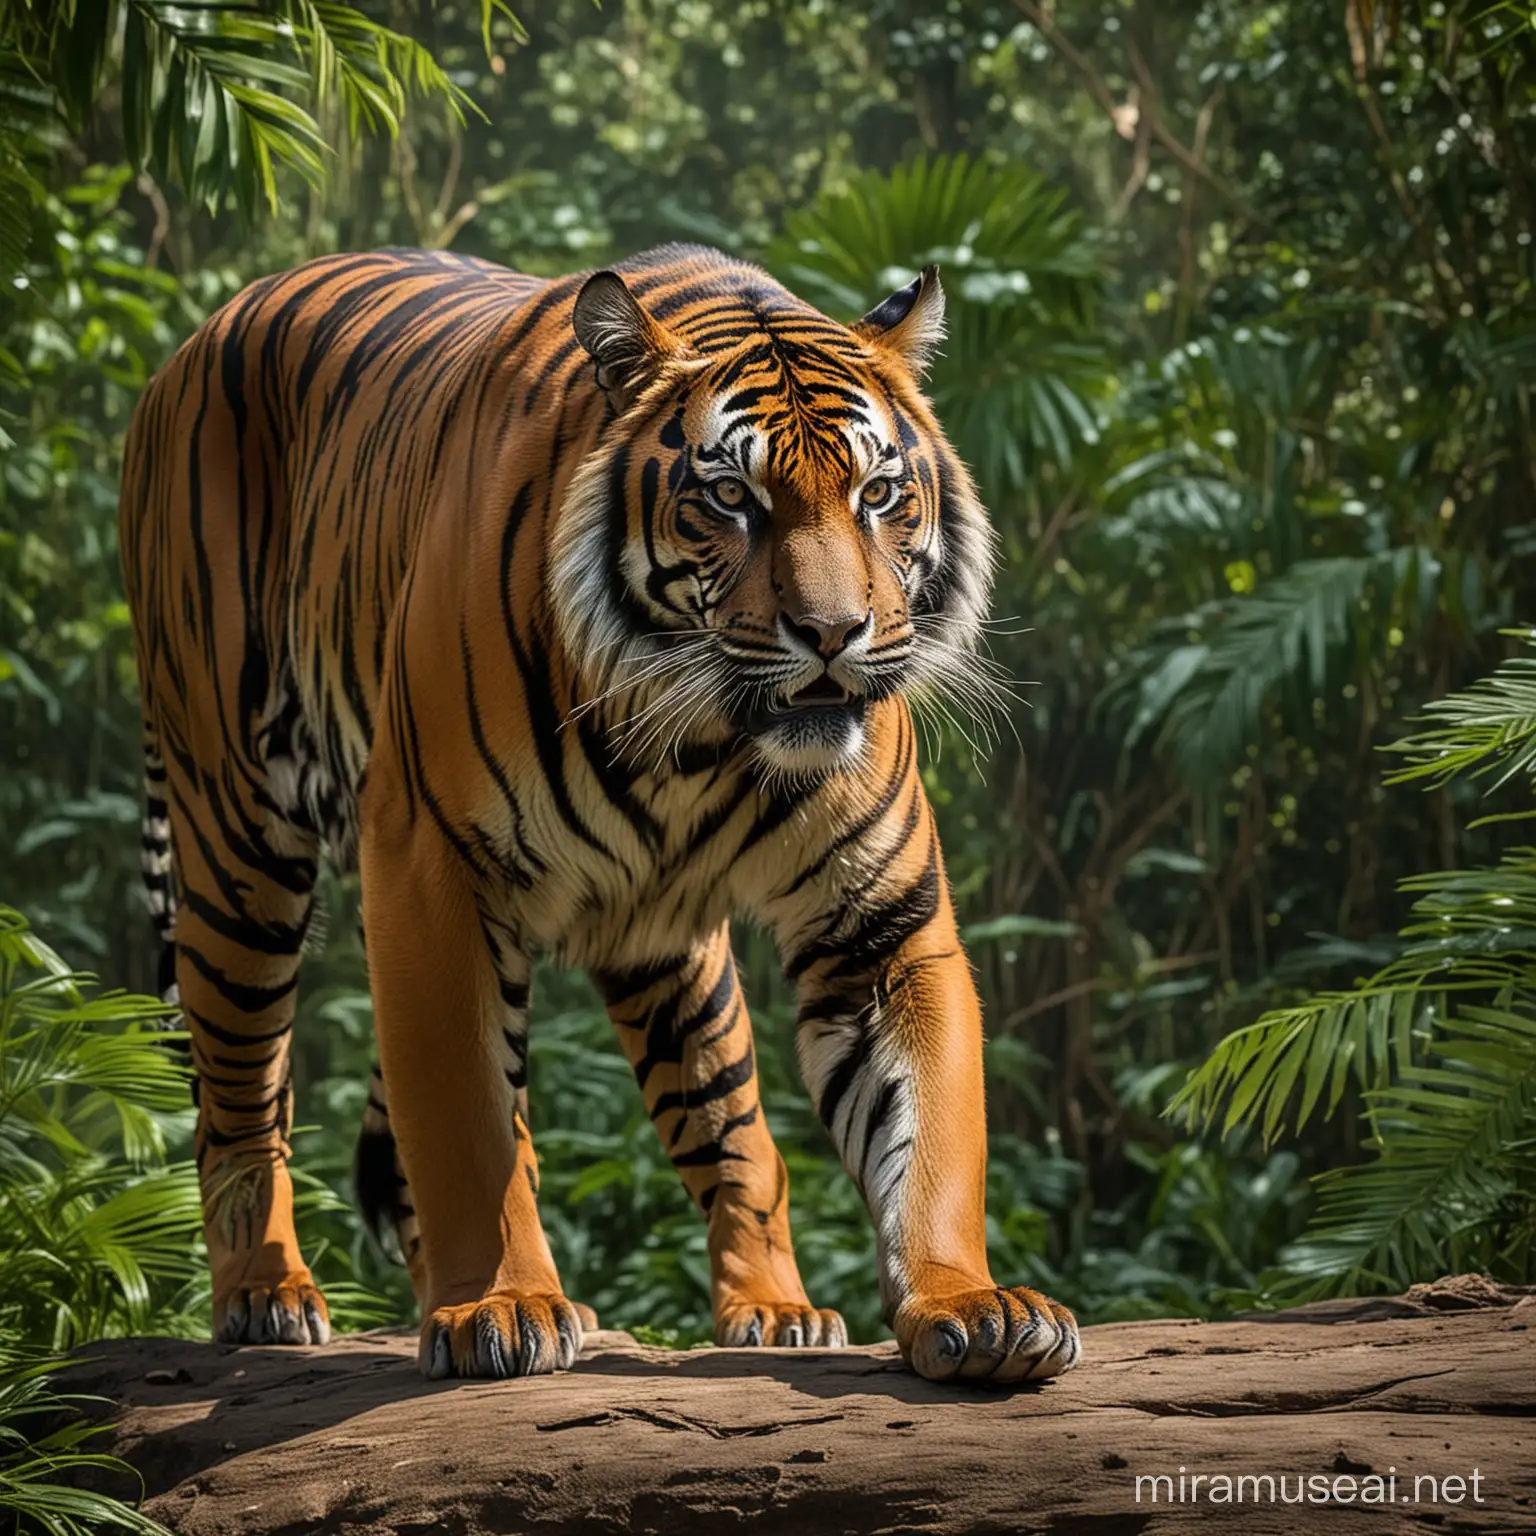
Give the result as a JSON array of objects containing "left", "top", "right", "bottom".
[{"left": 962, "top": 915, "right": 1080, "bottom": 944}]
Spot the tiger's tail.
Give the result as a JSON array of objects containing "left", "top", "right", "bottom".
[
  {"left": 354, "top": 1064, "right": 420, "bottom": 1270},
  {"left": 139, "top": 722, "right": 180, "bottom": 1009}
]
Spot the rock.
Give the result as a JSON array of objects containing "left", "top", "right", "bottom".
[
  {"left": 67, "top": 1277, "right": 1536, "bottom": 1534},
  {"left": 1236, "top": 1272, "right": 1536, "bottom": 1324}
]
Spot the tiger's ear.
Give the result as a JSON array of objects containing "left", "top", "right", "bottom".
[
  {"left": 852, "top": 265, "right": 946, "bottom": 378},
  {"left": 572, "top": 271, "right": 690, "bottom": 409}
]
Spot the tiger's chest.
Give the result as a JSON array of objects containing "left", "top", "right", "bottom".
[{"left": 492, "top": 754, "right": 797, "bottom": 969}]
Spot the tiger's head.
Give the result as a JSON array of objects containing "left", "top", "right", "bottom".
[{"left": 550, "top": 254, "right": 996, "bottom": 780}]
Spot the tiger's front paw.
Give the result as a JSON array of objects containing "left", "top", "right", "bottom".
[
  {"left": 421, "top": 1290, "right": 584, "bottom": 1379},
  {"left": 896, "top": 1285, "right": 1080, "bottom": 1384},
  {"left": 717, "top": 1301, "right": 848, "bottom": 1348},
  {"left": 214, "top": 1271, "right": 331, "bottom": 1346}
]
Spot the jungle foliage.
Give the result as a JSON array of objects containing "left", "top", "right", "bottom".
[{"left": 2, "top": 0, "right": 1533, "bottom": 1443}]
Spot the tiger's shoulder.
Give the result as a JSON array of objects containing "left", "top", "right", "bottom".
[{"left": 145, "top": 248, "right": 547, "bottom": 400}]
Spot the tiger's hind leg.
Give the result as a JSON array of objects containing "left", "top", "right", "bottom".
[
  {"left": 161, "top": 750, "right": 331, "bottom": 1346},
  {"left": 596, "top": 926, "right": 847, "bottom": 1349}
]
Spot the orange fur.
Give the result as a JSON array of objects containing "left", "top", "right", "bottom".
[{"left": 120, "top": 245, "right": 1079, "bottom": 1382}]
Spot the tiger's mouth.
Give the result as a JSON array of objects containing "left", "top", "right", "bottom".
[
  {"left": 785, "top": 675, "right": 853, "bottom": 708},
  {"left": 740, "top": 674, "right": 865, "bottom": 735}
]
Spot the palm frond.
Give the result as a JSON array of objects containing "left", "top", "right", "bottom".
[
  {"left": 0, "top": 47, "right": 55, "bottom": 287},
  {"left": 1, "top": 0, "right": 483, "bottom": 218},
  {"left": 1385, "top": 628, "right": 1536, "bottom": 790},
  {"left": 0, "top": 1348, "right": 169, "bottom": 1534},
  {"left": 1168, "top": 985, "right": 1419, "bottom": 1144},
  {"left": 1170, "top": 639, "right": 1536, "bottom": 1295},
  {"left": 1277, "top": 1003, "right": 1536, "bottom": 1296},
  {"left": 0, "top": 907, "right": 203, "bottom": 1348},
  {"left": 1122, "top": 546, "right": 1440, "bottom": 783},
  {"left": 1170, "top": 839, "right": 1536, "bottom": 1137}
]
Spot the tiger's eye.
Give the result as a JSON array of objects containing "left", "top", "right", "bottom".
[
  {"left": 711, "top": 477, "right": 748, "bottom": 509},
  {"left": 860, "top": 477, "right": 895, "bottom": 509}
]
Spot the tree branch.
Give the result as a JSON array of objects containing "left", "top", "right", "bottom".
[
  {"left": 1011, "top": 0, "right": 1270, "bottom": 234},
  {"left": 1175, "top": 85, "right": 1222, "bottom": 341},
  {"left": 1001, "top": 951, "right": 1216, "bottom": 1032},
  {"left": 1109, "top": 89, "right": 1153, "bottom": 221},
  {"left": 1344, "top": 1, "right": 1463, "bottom": 318}
]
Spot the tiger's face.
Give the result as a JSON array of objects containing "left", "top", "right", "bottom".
[{"left": 552, "top": 263, "right": 995, "bottom": 780}]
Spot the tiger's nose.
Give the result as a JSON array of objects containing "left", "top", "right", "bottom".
[{"left": 784, "top": 610, "right": 872, "bottom": 658}]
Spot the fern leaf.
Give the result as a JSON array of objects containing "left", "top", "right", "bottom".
[
  {"left": 1144, "top": 547, "right": 1440, "bottom": 786},
  {"left": 1277, "top": 1004, "right": 1536, "bottom": 1296},
  {"left": 1385, "top": 629, "right": 1536, "bottom": 790}
]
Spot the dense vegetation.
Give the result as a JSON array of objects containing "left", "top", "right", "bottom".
[{"left": 3, "top": 5, "right": 1533, "bottom": 1461}]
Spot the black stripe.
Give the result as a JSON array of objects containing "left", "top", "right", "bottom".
[
  {"left": 815, "top": 1030, "right": 871, "bottom": 1140},
  {"left": 669, "top": 1107, "right": 758, "bottom": 1166},
  {"left": 738, "top": 786, "right": 804, "bottom": 856},
  {"left": 498, "top": 485, "right": 611, "bottom": 859},
  {"left": 181, "top": 945, "right": 297, "bottom": 1015},
  {"left": 575, "top": 711, "right": 663, "bottom": 851},
  {"left": 858, "top": 1077, "right": 903, "bottom": 1186},
  {"left": 462, "top": 620, "right": 541, "bottom": 886},
  {"left": 632, "top": 957, "right": 739, "bottom": 1090},
  {"left": 183, "top": 1004, "right": 290, "bottom": 1049},
  {"left": 649, "top": 1044, "right": 755, "bottom": 1121},
  {"left": 788, "top": 837, "right": 942, "bottom": 981},
  {"left": 179, "top": 885, "right": 308, "bottom": 958},
  {"left": 593, "top": 952, "right": 691, "bottom": 1006},
  {"left": 780, "top": 714, "right": 913, "bottom": 898}
]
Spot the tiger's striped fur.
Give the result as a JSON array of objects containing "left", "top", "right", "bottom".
[{"left": 119, "top": 244, "right": 1080, "bottom": 1383}]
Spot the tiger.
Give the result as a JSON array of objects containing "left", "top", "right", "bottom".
[{"left": 118, "top": 242, "right": 1082, "bottom": 1384}]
